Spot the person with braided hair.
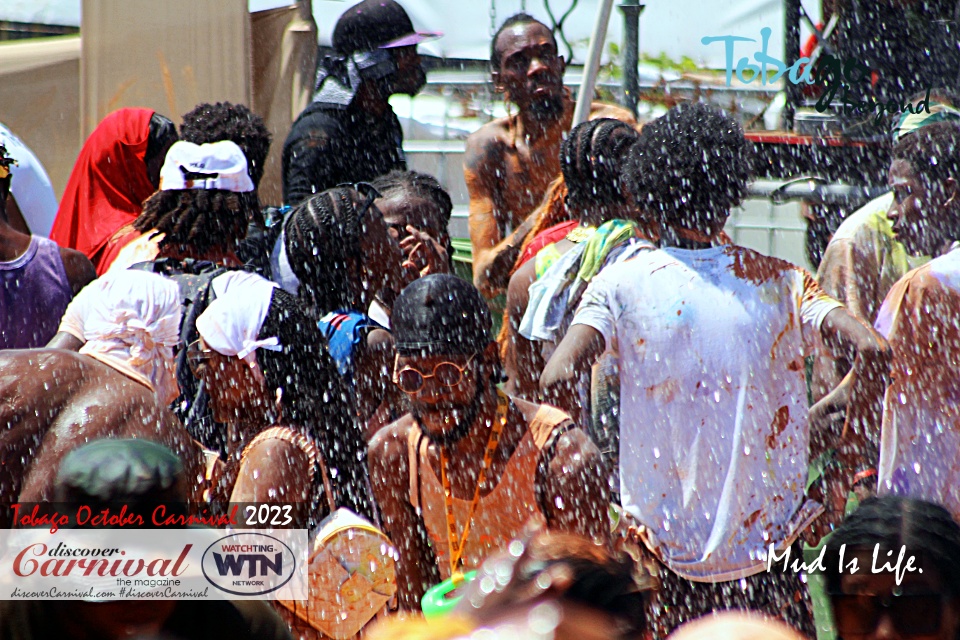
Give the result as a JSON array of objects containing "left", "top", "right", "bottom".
[
  {"left": 465, "top": 13, "right": 635, "bottom": 300},
  {"left": 371, "top": 170, "right": 453, "bottom": 269},
  {"left": 368, "top": 169, "right": 454, "bottom": 324},
  {"left": 273, "top": 185, "right": 431, "bottom": 438},
  {"left": 500, "top": 118, "right": 643, "bottom": 405},
  {"left": 822, "top": 496, "right": 960, "bottom": 640}
]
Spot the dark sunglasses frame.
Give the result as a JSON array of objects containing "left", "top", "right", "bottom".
[{"left": 186, "top": 339, "right": 215, "bottom": 377}]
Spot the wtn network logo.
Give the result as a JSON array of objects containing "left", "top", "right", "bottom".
[
  {"left": 202, "top": 532, "right": 297, "bottom": 596},
  {"left": 212, "top": 545, "right": 283, "bottom": 578},
  {"left": 701, "top": 27, "right": 931, "bottom": 123}
]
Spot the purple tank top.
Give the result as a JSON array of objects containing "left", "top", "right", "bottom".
[{"left": 0, "top": 236, "right": 74, "bottom": 349}]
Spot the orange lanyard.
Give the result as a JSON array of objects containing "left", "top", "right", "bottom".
[{"left": 438, "top": 391, "right": 508, "bottom": 584}]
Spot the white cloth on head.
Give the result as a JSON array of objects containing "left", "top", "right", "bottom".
[
  {"left": 65, "top": 270, "right": 183, "bottom": 403},
  {"left": 197, "top": 271, "right": 282, "bottom": 364},
  {"left": 159, "top": 140, "right": 254, "bottom": 193}
]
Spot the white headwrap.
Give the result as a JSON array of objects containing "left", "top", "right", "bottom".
[
  {"left": 67, "top": 270, "right": 182, "bottom": 403},
  {"left": 197, "top": 271, "right": 282, "bottom": 366}
]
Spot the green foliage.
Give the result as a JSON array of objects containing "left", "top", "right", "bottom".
[{"left": 640, "top": 51, "right": 700, "bottom": 73}]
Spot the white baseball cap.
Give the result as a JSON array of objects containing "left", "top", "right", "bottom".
[{"left": 159, "top": 140, "right": 254, "bottom": 193}]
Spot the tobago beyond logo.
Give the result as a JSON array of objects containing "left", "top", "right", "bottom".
[
  {"left": 701, "top": 27, "right": 931, "bottom": 124},
  {"left": 201, "top": 532, "right": 297, "bottom": 597}
]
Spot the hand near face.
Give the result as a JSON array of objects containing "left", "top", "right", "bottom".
[{"left": 401, "top": 225, "right": 450, "bottom": 281}]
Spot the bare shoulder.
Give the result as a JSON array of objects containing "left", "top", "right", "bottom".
[
  {"left": 368, "top": 414, "right": 416, "bottom": 474},
  {"left": 588, "top": 101, "right": 637, "bottom": 125},
  {"left": 465, "top": 118, "right": 510, "bottom": 165},
  {"left": 57, "top": 246, "right": 96, "bottom": 294}
]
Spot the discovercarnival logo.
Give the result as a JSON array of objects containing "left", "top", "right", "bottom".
[
  {"left": 201, "top": 532, "right": 298, "bottom": 597},
  {"left": 0, "top": 528, "right": 307, "bottom": 600},
  {"left": 701, "top": 27, "right": 932, "bottom": 124}
]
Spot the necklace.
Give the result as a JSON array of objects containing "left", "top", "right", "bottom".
[
  {"left": 565, "top": 225, "right": 596, "bottom": 244},
  {"left": 438, "top": 390, "right": 509, "bottom": 584}
]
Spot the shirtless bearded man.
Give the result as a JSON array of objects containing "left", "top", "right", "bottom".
[{"left": 465, "top": 13, "right": 634, "bottom": 298}]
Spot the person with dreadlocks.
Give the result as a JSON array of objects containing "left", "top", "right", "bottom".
[
  {"left": 50, "top": 108, "right": 178, "bottom": 274},
  {"left": 500, "top": 118, "right": 642, "bottom": 403},
  {"left": 48, "top": 140, "right": 260, "bottom": 460},
  {"left": 104, "top": 102, "right": 270, "bottom": 268},
  {"left": 178, "top": 101, "right": 284, "bottom": 275},
  {"left": 822, "top": 496, "right": 960, "bottom": 640},
  {"left": 273, "top": 184, "right": 441, "bottom": 438},
  {"left": 542, "top": 103, "right": 890, "bottom": 638},
  {"left": 368, "top": 274, "right": 609, "bottom": 611},
  {"left": 98, "top": 139, "right": 256, "bottom": 274},
  {"left": 465, "top": 13, "right": 635, "bottom": 300},
  {"left": 848, "top": 121, "right": 960, "bottom": 520},
  {"left": 0, "top": 142, "right": 95, "bottom": 349}
]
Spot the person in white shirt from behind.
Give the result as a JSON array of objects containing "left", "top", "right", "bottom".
[{"left": 541, "top": 102, "right": 890, "bottom": 639}]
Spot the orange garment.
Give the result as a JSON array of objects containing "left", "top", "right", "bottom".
[
  {"left": 98, "top": 225, "right": 144, "bottom": 273},
  {"left": 406, "top": 398, "right": 570, "bottom": 580},
  {"left": 50, "top": 108, "right": 156, "bottom": 274},
  {"left": 875, "top": 252, "right": 960, "bottom": 518}
]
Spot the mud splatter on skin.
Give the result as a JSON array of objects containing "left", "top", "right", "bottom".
[{"left": 725, "top": 246, "right": 790, "bottom": 285}]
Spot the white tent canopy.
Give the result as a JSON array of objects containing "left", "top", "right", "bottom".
[
  {"left": 312, "top": 0, "right": 813, "bottom": 69},
  {"left": 2, "top": 0, "right": 820, "bottom": 69}
]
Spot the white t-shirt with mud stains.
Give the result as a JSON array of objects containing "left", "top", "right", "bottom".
[
  {"left": 573, "top": 244, "right": 840, "bottom": 582},
  {"left": 875, "top": 247, "right": 960, "bottom": 519}
]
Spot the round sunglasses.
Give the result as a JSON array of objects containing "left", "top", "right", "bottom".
[{"left": 392, "top": 353, "right": 479, "bottom": 394}]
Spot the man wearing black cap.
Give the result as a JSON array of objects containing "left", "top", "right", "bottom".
[
  {"left": 368, "top": 274, "right": 609, "bottom": 610},
  {"left": 281, "top": 0, "right": 439, "bottom": 206}
]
